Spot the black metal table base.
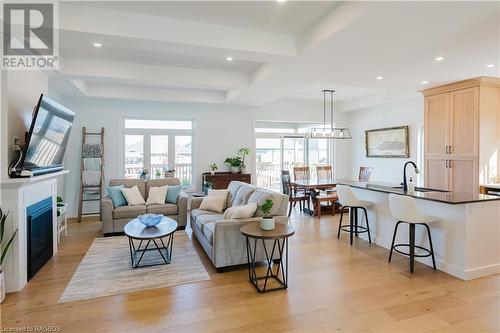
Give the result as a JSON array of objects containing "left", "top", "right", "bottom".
[
  {"left": 128, "top": 234, "right": 174, "bottom": 268},
  {"left": 245, "top": 237, "right": 289, "bottom": 293}
]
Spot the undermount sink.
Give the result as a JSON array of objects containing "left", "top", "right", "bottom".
[{"left": 414, "top": 187, "right": 450, "bottom": 193}]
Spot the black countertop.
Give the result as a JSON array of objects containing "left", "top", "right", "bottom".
[{"left": 337, "top": 180, "right": 500, "bottom": 205}]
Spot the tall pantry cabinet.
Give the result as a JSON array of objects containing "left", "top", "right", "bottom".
[{"left": 421, "top": 77, "right": 500, "bottom": 194}]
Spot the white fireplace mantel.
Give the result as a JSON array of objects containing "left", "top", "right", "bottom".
[{"left": 0, "top": 172, "right": 65, "bottom": 292}]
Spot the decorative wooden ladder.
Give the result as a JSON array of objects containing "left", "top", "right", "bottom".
[{"left": 78, "top": 127, "right": 105, "bottom": 222}]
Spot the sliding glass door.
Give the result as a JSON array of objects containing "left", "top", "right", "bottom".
[{"left": 255, "top": 122, "right": 333, "bottom": 190}]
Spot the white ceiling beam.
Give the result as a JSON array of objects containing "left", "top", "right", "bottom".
[
  {"left": 59, "top": 58, "right": 248, "bottom": 91},
  {"left": 59, "top": 3, "right": 297, "bottom": 60}
]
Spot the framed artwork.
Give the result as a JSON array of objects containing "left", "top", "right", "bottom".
[{"left": 365, "top": 126, "right": 409, "bottom": 158}]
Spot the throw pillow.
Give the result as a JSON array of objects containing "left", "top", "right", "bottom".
[
  {"left": 223, "top": 206, "right": 239, "bottom": 220},
  {"left": 166, "top": 185, "right": 181, "bottom": 204},
  {"left": 207, "top": 189, "right": 229, "bottom": 208},
  {"left": 199, "top": 197, "right": 226, "bottom": 213},
  {"left": 121, "top": 185, "right": 146, "bottom": 206},
  {"left": 146, "top": 185, "right": 168, "bottom": 205},
  {"left": 107, "top": 185, "right": 127, "bottom": 207},
  {"left": 231, "top": 202, "right": 258, "bottom": 219}
]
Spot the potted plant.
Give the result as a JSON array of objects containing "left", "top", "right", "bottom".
[
  {"left": 57, "top": 196, "right": 65, "bottom": 217},
  {"left": 258, "top": 199, "right": 275, "bottom": 231},
  {"left": 139, "top": 169, "right": 149, "bottom": 179},
  {"left": 224, "top": 157, "right": 243, "bottom": 174},
  {"left": 155, "top": 169, "right": 162, "bottom": 178},
  {"left": 210, "top": 163, "right": 218, "bottom": 176},
  {"left": 238, "top": 147, "right": 250, "bottom": 173},
  {"left": 1, "top": 209, "right": 18, "bottom": 303}
]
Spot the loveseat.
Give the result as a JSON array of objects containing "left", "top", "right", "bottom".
[
  {"left": 190, "top": 181, "right": 289, "bottom": 271},
  {"left": 101, "top": 178, "right": 188, "bottom": 235}
]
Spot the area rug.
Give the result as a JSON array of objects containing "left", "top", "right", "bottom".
[{"left": 59, "top": 232, "right": 210, "bottom": 303}]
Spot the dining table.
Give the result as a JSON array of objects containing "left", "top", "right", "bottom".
[{"left": 290, "top": 178, "right": 341, "bottom": 215}]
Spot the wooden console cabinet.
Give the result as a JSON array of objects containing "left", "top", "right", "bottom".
[
  {"left": 202, "top": 172, "right": 251, "bottom": 191},
  {"left": 422, "top": 77, "right": 500, "bottom": 193}
]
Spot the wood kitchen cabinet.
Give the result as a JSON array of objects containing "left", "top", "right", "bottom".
[{"left": 422, "top": 77, "right": 500, "bottom": 193}]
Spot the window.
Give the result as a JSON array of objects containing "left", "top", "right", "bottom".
[
  {"left": 123, "top": 119, "right": 194, "bottom": 188},
  {"left": 255, "top": 122, "right": 334, "bottom": 190}
]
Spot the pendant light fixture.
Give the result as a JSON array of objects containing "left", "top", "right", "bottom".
[{"left": 305, "top": 89, "right": 351, "bottom": 139}]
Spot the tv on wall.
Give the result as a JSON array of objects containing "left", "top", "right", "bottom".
[{"left": 10, "top": 94, "right": 75, "bottom": 177}]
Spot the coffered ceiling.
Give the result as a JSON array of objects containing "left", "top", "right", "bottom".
[{"left": 46, "top": 1, "right": 499, "bottom": 110}]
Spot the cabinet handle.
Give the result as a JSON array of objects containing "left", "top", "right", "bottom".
[
  {"left": 445, "top": 146, "right": 448, "bottom": 154},
  {"left": 445, "top": 160, "right": 449, "bottom": 168},
  {"left": 449, "top": 160, "right": 452, "bottom": 168},
  {"left": 449, "top": 145, "right": 453, "bottom": 154}
]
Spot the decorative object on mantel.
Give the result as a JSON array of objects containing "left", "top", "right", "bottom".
[
  {"left": 210, "top": 163, "right": 218, "bottom": 175},
  {"left": 258, "top": 199, "right": 275, "bottom": 231},
  {"left": 365, "top": 126, "right": 409, "bottom": 158},
  {"left": 1, "top": 209, "right": 18, "bottom": 303},
  {"left": 224, "top": 157, "right": 243, "bottom": 174},
  {"left": 238, "top": 147, "right": 251, "bottom": 173},
  {"left": 305, "top": 90, "right": 352, "bottom": 139}
]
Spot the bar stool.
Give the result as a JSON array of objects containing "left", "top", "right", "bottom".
[
  {"left": 336, "top": 185, "right": 374, "bottom": 245},
  {"left": 388, "top": 194, "right": 438, "bottom": 273}
]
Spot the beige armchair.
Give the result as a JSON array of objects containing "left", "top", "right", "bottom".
[{"left": 101, "top": 178, "right": 187, "bottom": 235}]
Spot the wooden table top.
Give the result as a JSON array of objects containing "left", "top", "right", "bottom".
[
  {"left": 291, "top": 178, "right": 341, "bottom": 188},
  {"left": 240, "top": 222, "right": 295, "bottom": 239},
  {"left": 124, "top": 216, "right": 177, "bottom": 240}
]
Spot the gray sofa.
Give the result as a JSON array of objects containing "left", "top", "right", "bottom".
[
  {"left": 101, "top": 178, "right": 188, "bottom": 235},
  {"left": 190, "top": 181, "right": 289, "bottom": 271}
]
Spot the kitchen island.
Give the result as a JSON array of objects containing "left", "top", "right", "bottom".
[{"left": 338, "top": 180, "right": 500, "bottom": 280}]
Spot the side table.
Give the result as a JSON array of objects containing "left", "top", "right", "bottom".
[{"left": 240, "top": 222, "right": 295, "bottom": 293}]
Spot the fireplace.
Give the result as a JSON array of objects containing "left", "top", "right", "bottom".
[{"left": 27, "top": 197, "right": 54, "bottom": 281}]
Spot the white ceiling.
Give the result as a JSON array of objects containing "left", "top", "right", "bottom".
[
  {"left": 79, "top": 1, "right": 338, "bottom": 35},
  {"left": 48, "top": 1, "right": 500, "bottom": 109}
]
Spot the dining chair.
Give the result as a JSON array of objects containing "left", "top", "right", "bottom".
[
  {"left": 359, "top": 167, "right": 373, "bottom": 182},
  {"left": 316, "top": 165, "right": 333, "bottom": 179},
  {"left": 309, "top": 189, "right": 337, "bottom": 219},
  {"left": 281, "top": 170, "right": 308, "bottom": 217},
  {"left": 293, "top": 166, "right": 310, "bottom": 181}
]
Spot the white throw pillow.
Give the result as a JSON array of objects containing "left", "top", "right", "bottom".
[
  {"left": 146, "top": 185, "right": 168, "bottom": 205},
  {"left": 223, "top": 206, "right": 239, "bottom": 220},
  {"left": 199, "top": 197, "right": 226, "bottom": 213},
  {"left": 121, "top": 186, "right": 146, "bottom": 206},
  {"left": 208, "top": 189, "right": 229, "bottom": 208},
  {"left": 231, "top": 202, "right": 258, "bottom": 219}
]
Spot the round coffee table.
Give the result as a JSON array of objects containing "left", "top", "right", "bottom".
[
  {"left": 124, "top": 216, "right": 178, "bottom": 268},
  {"left": 240, "top": 222, "right": 295, "bottom": 293}
]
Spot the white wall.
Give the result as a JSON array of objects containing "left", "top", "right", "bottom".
[
  {"left": 62, "top": 97, "right": 349, "bottom": 216},
  {"left": 340, "top": 97, "right": 424, "bottom": 183}
]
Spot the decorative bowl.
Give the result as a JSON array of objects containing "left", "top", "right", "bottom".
[{"left": 138, "top": 214, "right": 163, "bottom": 227}]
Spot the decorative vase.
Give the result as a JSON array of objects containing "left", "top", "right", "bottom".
[
  {"left": 210, "top": 171, "right": 215, "bottom": 176},
  {"left": 0, "top": 266, "right": 5, "bottom": 304},
  {"left": 230, "top": 166, "right": 239, "bottom": 174},
  {"left": 260, "top": 217, "right": 275, "bottom": 231},
  {"left": 240, "top": 166, "right": 246, "bottom": 174}
]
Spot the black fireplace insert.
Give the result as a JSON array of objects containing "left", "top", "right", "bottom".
[{"left": 27, "top": 197, "right": 53, "bottom": 280}]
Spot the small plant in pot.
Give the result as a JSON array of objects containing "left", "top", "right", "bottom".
[
  {"left": 238, "top": 147, "right": 250, "bottom": 173},
  {"left": 1, "top": 208, "right": 18, "bottom": 303},
  {"left": 210, "top": 163, "right": 218, "bottom": 175},
  {"left": 224, "top": 157, "right": 243, "bottom": 174},
  {"left": 258, "top": 199, "right": 275, "bottom": 231}
]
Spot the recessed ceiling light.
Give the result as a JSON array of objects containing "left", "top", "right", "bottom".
[
  {"left": 93, "top": 42, "right": 102, "bottom": 48},
  {"left": 435, "top": 56, "right": 444, "bottom": 62},
  {"left": 422, "top": 80, "right": 429, "bottom": 85},
  {"left": 486, "top": 64, "right": 495, "bottom": 68},
  {"left": 376, "top": 76, "right": 384, "bottom": 80},
  {"left": 226, "top": 56, "right": 233, "bottom": 62}
]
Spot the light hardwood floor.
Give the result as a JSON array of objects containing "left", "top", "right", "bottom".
[{"left": 2, "top": 210, "right": 499, "bottom": 332}]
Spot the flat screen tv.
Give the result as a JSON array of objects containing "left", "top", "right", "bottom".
[{"left": 11, "top": 94, "right": 75, "bottom": 177}]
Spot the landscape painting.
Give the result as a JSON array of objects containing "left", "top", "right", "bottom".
[{"left": 365, "top": 126, "right": 409, "bottom": 158}]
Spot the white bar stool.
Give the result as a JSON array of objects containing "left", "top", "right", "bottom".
[
  {"left": 336, "top": 185, "right": 374, "bottom": 245},
  {"left": 388, "top": 194, "right": 438, "bottom": 273}
]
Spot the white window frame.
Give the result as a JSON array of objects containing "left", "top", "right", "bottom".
[
  {"left": 253, "top": 121, "right": 335, "bottom": 188},
  {"left": 120, "top": 117, "right": 195, "bottom": 189}
]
